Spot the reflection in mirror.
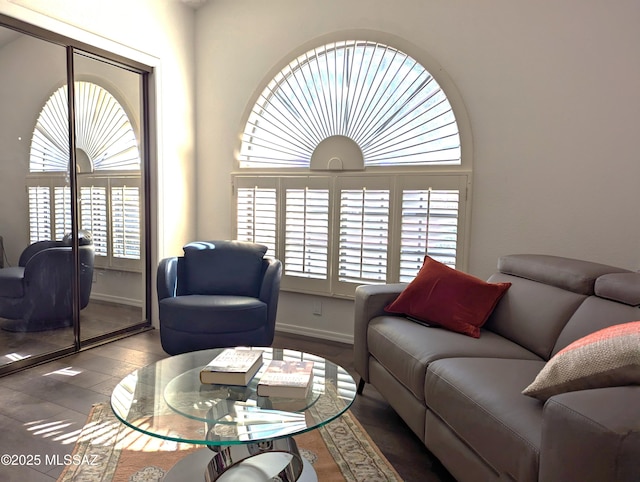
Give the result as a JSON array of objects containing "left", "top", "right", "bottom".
[
  {"left": 0, "top": 25, "right": 74, "bottom": 367},
  {"left": 72, "top": 52, "right": 146, "bottom": 343},
  {"left": 0, "top": 22, "right": 150, "bottom": 372}
]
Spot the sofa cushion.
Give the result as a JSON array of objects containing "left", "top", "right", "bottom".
[
  {"left": 485, "top": 273, "right": 588, "bottom": 360},
  {"left": 182, "top": 241, "right": 268, "bottom": 297},
  {"left": 367, "top": 315, "right": 542, "bottom": 401},
  {"left": 552, "top": 295, "right": 640, "bottom": 355},
  {"left": 385, "top": 256, "right": 511, "bottom": 338},
  {"left": 426, "top": 358, "right": 546, "bottom": 482},
  {"left": 595, "top": 272, "right": 640, "bottom": 306},
  {"left": 523, "top": 321, "right": 640, "bottom": 401}
]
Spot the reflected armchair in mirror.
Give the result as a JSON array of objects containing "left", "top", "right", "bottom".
[{"left": 0, "top": 231, "right": 95, "bottom": 332}]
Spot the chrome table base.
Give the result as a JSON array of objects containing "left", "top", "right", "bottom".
[{"left": 163, "top": 437, "right": 317, "bottom": 482}]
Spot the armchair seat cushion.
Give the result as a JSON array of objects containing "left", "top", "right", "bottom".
[
  {"left": 0, "top": 267, "right": 25, "bottom": 298},
  {"left": 160, "top": 295, "right": 267, "bottom": 334}
]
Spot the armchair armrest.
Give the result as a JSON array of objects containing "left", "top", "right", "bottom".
[
  {"left": 353, "top": 283, "right": 407, "bottom": 384},
  {"left": 539, "top": 386, "right": 640, "bottom": 482},
  {"left": 157, "top": 257, "right": 179, "bottom": 300},
  {"left": 259, "top": 257, "right": 283, "bottom": 329}
]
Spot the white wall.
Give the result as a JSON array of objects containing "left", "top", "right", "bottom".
[{"left": 194, "top": 0, "right": 640, "bottom": 341}]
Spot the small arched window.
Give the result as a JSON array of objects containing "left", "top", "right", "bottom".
[
  {"left": 27, "top": 81, "right": 141, "bottom": 267},
  {"left": 234, "top": 40, "right": 469, "bottom": 296}
]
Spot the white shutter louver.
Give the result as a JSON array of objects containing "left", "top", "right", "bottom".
[
  {"left": 30, "top": 82, "right": 140, "bottom": 172},
  {"left": 54, "top": 186, "right": 72, "bottom": 240},
  {"left": 284, "top": 187, "right": 329, "bottom": 279},
  {"left": 239, "top": 40, "right": 461, "bottom": 168},
  {"left": 236, "top": 186, "right": 277, "bottom": 256},
  {"left": 111, "top": 186, "right": 140, "bottom": 259},
  {"left": 28, "top": 186, "right": 52, "bottom": 243},
  {"left": 338, "top": 188, "right": 390, "bottom": 284},
  {"left": 80, "top": 186, "right": 108, "bottom": 257},
  {"left": 400, "top": 189, "right": 459, "bottom": 282}
]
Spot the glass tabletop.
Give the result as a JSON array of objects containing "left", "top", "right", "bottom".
[{"left": 110, "top": 347, "right": 357, "bottom": 447}]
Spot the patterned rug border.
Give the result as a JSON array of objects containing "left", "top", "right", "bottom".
[{"left": 58, "top": 403, "right": 401, "bottom": 481}]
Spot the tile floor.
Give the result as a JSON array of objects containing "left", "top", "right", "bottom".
[{"left": 0, "top": 329, "right": 453, "bottom": 482}]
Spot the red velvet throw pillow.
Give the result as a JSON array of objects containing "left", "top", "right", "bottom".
[{"left": 385, "top": 256, "right": 511, "bottom": 338}]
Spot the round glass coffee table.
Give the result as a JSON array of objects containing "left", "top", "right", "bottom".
[{"left": 111, "top": 347, "right": 356, "bottom": 481}]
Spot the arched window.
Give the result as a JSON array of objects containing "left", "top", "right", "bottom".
[
  {"left": 234, "top": 40, "right": 469, "bottom": 296},
  {"left": 239, "top": 40, "right": 460, "bottom": 168},
  {"left": 27, "top": 81, "right": 142, "bottom": 269}
]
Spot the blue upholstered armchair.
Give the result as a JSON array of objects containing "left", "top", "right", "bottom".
[
  {"left": 0, "top": 231, "right": 95, "bottom": 332},
  {"left": 157, "top": 241, "right": 282, "bottom": 355}
]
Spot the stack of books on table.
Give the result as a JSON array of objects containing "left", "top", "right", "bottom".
[
  {"left": 257, "top": 360, "right": 314, "bottom": 399},
  {"left": 199, "top": 348, "right": 263, "bottom": 385}
]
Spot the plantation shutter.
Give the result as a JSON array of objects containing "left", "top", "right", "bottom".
[
  {"left": 53, "top": 186, "right": 72, "bottom": 240},
  {"left": 235, "top": 177, "right": 278, "bottom": 257},
  {"left": 395, "top": 175, "right": 467, "bottom": 282},
  {"left": 238, "top": 41, "right": 461, "bottom": 168},
  {"left": 79, "top": 184, "right": 108, "bottom": 258},
  {"left": 28, "top": 186, "right": 52, "bottom": 243},
  {"left": 111, "top": 183, "right": 141, "bottom": 262},
  {"left": 281, "top": 177, "right": 331, "bottom": 293},
  {"left": 334, "top": 177, "right": 391, "bottom": 295}
]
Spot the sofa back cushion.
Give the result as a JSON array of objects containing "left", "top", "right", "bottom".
[
  {"left": 484, "top": 254, "right": 631, "bottom": 360},
  {"left": 182, "top": 241, "right": 268, "bottom": 297},
  {"left": 485, "top": 273, "right": 587, "bottom": 359},
  {"left": 552, "top": 272, "right": 640, "bottom": 356}
]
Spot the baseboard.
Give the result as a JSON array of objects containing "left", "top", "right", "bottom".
[
  {"left": 275, "top": 322, "right": 354, "bottom": 345},
  {"left": 89, "top": 293, "right": 143, "bottom": 308}
]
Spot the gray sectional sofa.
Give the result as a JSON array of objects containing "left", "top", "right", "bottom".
[{"left": 354, "top": 254, "right": 640, "bottom": 481}]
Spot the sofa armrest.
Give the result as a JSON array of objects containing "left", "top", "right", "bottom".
[
  {"left": 539, "top": 386, "right": 640, "bottom": 482},
  {"left": 353, "top": 283, "right": 407, "bottom": 384},
  {"left": 157, "top": 257, "right": 179, "bottom": 300}
]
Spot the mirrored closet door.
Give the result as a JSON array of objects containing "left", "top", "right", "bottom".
[
  {"left": 0, "top": 17, "right": 152, "bottom": 375},
  {"left": 0, "top": 26, "right": 74, "bottom": 368},
  {"left": 71, "top": 52, "right": 147, "bottom": 343}
]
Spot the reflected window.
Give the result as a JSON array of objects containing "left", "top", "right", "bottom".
[{"left": 27, "top": 81, "right": 142, "bottom": 269}]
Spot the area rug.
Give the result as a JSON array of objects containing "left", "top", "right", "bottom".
[{"left": 58, "top": 403, "right": 401, "bottom": 481}]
